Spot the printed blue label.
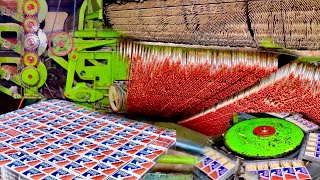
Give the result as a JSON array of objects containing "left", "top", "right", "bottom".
[
  {"left": 112, "top": 170, "right": 133, "bottom": 178},
  {"left": 7, "top": 161, "right": 27, "bottom": 168},
  {"left": 35, "top": 162, "right": 54, "bottom": 170},
  {"left": 22, "top": 168, "right": 42, "bottom": 176},
  {"left": 52, "top": 169, "right": 71, "bottom": 177},
  {"left": 83, "top": 169, "right": 101, "bottom": 177},
  {"left": 258, "top": 170, "right": 270, "bottom": 179},
  {"left": 93, "top": 163, "right": 113, "bottom": 172},
  {"left": 48, "top": 156, "right": 66, "bottom": 163}
]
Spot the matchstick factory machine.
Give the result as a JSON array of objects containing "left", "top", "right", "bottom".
[{"left": 1, "top": 0, "right": 320, "bottom": 179}]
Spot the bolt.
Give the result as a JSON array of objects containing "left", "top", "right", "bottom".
[
  {"left": 28, "top": 22, "right": 34, "bottom": 28},
  {"left": 72, "top": 55, "right": 77, "bottom": 59},
  {"left": 27, "top": 4, "right": 34, "bottom": 11},
  {"left": 28, "top": 75, "right": 33, "bottom": 79},
  {"left": 27, "top": 56, "right": 34, "bottom": 63}
]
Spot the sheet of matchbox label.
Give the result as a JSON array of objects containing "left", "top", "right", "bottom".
[{"left": 0, "top": 99, "right": 176, "bottom": 180}]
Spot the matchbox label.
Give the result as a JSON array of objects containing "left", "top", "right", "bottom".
[
  {"left": 106, "top": 123, "right": 124, "bottom": 131},
  {"left": 34, "top": 115, "right": 55, "bottom": 123},
  {"left": 135, "top": 150, "right": 160, "bottom": 160},
  {"left": 85, "top": 150, "right": 106, "bottom": 161},
  {"left": 11, "top": 117, "right": 27, "bottom": 124},
  {"left": 283, "top": 167, "right": 297, "bottom": 180},
  {"left": 33, "top": 149, "right": 53, "bottom": 159},
  {"left": 88, "top": 112, "right": 107, "bottom": 119},
  {"left": 3, "top": 120, "right": 20, "bottom": 127},
  {"left": 208, "top": 165, "right": 229, "bottom": 180},
  {"left": 30, "top": 139, "right": 48, "bottom": 148},
  {"left": 54, "top": 139, "right": 72, "bottom": 147},
  {"left": 258, "top": 170, "right": 270, "bottom": 180},
  {"left": 6, "top": 137, "right": 24, "bottom": 146},
  {"left": 19, "top": 143, "right": 39, "bottom": 153},
  {"left": 50, "top": 109, "right": 70, "bottom": 116},
  {"left": 136, "top": 132, "right": 157, "bottom": 140},
  {"left": 61, "top": 113, "right": 82, "bottom": 120},
  {"left": 101, "top": 115, "right": 120, "bottom": 122},
  {"left": 72, "top": 130, "right": 89, "bottom": 138},
  {"left": 115, "top": 131, "right": 134, "bottom": 139},
  {"left": 65, "top": 104, "right": 84, "bottom": 111},
  {"left": 26, "top": 129, "right": 43, "bottom": 137},
  {"left": 102, "top": 156, "right": 125, "bottom": 168},
  {"left": 51, "top": 169, "right": 75, "bottom": 180},
  {"left": 196, "top": 157, "right": 214, "bottom": 169},
  {"left": 74, "top": 116, "right": 94, "bottom": 125},
  {"left": 128, "top": 122, "right": 151, "bottom": 131},
  {"left": 43, "top": 176, "right": 58, "bottom": 180},
  {"left": 59, "top": 150, "right": 80, "bottom": 161},
  {"left": 122, "top": 163, "right": 147, "bottom": 176},
  {"left": 118, "top": 145, "right": 142, "bottom": 155},
  {"left": 94, "top": 145, "right": 114, "bottom": 155},
  {"left": 35, "top": 162, "right": 57, "bottom": 174},
  {"left": 0, "top": 154, "right": 12, "bottom": 165},
  {"left": 44, "top": 144, "right": 64, "bottom": 154},
  {"left": 110, "top": 151, "right": 133, "bottom": 162},
  {"left": 14, "top": 107, "right": 33, "bottom": 115},
  {"left": 114, "top": 118, "right": 136, "bottom": 127},
  {"left": 5, "top": 150, "right": 27, "bottom": 159},
  {"left": 63, "top": 134, "right": 81, "bottom": 143},
  {"left": 47, "top": 119, "right": 68, "bottom": 128},
  {"left": 142, "top": 146, "right": 164, "bottom": 155},
  {"left": 87, "top": 132, "right": 112, "bottom": 142},
  {"left": 144, "top": 126, "right": 166, "bottom": 135},
  {"left": 69, "top": 144, "right": 88, "bottom": 154},
  {"left": 83, "top": 169, "right": 106, "bottom": 180},
  {"left": 65, "top": 162, "right": 87, "bottom": 173},
  {"left": 93, "top": 163, "right": 117, "bottom": 175},
  {"left": 86, "top": 122, "right": 104, "bottom": 129},
  {"left": 75, "top": 157, "right": 97, "bottom": 168},
  {"left": 59, "top": 125, "right": 76, "bottom": 133},
  {"left": 0, "top": 124, "right": 8, "bottom": 131},
  {"left": 79, "top": 140, "right": 98, "bottom": 149},
  {"left": 130, "top": 157, "right": 155, "bottom": 169},
  {"left": 100, "top": 127, "right": 118, "bottom": 134},
  {"left": 294, "top": 167, "right": 312, "bottom": 180},
  {"left": 121, "top": 128, "right": 139, "bottom": 135},
  {"left": 160, "top": 130, "right": 176, "bottom": 139},
  {"left": 15, "top": 124, "right": 30, "bottom": 132},
  {"left": 39, "top": 134, "right": 57, "bottom": 143},
  {"left": 37, "top": 126, "right": 55, "bottom": 133},
  {"left": 38, "top": 105, "right": 59, "bottom": 112},
  {"left": 102, "top": 139, "right": 122, "bottom": 148},
  {"left": 7, "top": 160, "right": 29, "bottom": 172},
  {"left": 48, "top": 155, "right": 70, "bottom": 166},
  {"left": 151, "top": 140, "right": 171, "bottom": 149},
  {"left": 76, "top": 108, "right": 94, "bottom": 115},
  {"left": 16, "top": 134, "right": 34, "bottom": 142},
  {"left": 29, "top": 101, "right": 49, "bottom": 108},
  {"left": 112, "top": 170, "right": 137, "bottom": 180},
  {"left": 0, "top": 142, "right": 11, "bottom": 152},
  {"left": 270, "top": 168, "right": 284, "bottom": 180},
  {"left": 79, "top": 127, "right": 96, "bottom": 134},
  {"left": 50, "top": 129, "right": 68, "bottom": 138},
  {"left": 0, "top": 112, "right": 18, "bottom": 119},
  {"left": 0, "top": 133, "right": 10, "bottom": 141},
  {"left": 53, "top": 101, "right": 73, "bottom": 107},
  {"left": 24, "top": 111, "right": 44, "bottom": 118},
  {"left": 19, "top": 155, "right": 40, "bottom": 166}
]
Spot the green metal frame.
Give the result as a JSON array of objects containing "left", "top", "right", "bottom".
[
  {"left": 0, "top": 0, "right": 48, "bottom": 99},
  {"left": 50, "top": 0, "right": 128, "bottom": 110}
]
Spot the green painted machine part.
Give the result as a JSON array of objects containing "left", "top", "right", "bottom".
[
  {"left": 49, "top": 0, "right": 128, "bottom": 111},
  {"left": 224, "top": 118, "right": 304, "bottom": 159},
  {"left": 0, "top": 0, "right": 48, "bottom": 99},
  {"left": 157, "top": 155, "right": 198, "bottom": 165}
]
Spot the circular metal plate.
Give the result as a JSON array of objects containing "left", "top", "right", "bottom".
[
  {"left": 23, "top": 0, "right": 39, "bottom": 16},
  {"left": 108, "top": 84, "right": 123, "bottom": 112},
  {"left": 22, "top": 17, "right": 39, "bottom": 33},
  {"left": 22, "top": 51, "right": 39, "bottom": 66},
  {"left": 224, "top": 118, "right": 304, "bottom": 159}
]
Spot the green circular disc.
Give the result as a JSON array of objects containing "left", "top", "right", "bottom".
[
  {"left": 21, "top": 67, "right": 40, "bottom": 87},
  {"left": 224, "top": 118, "right": 304, "bottom": 159}
]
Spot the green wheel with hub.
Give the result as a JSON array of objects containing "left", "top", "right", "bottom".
[
  {"left": 224, "top": 118, "right": 304, "bottom": 159},
  {"left": 21, "top": 67, "right": 40, "bottom": 87}
]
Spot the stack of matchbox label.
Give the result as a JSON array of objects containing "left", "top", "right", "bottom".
[
  {"left": 245, "top": 160, "right": 311, "bottom": 180},
  {"left": 0, "top": 99, "right": 176, "bottom": 180}
]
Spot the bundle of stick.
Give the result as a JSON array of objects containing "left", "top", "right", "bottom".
[
  {"left": 106, "top": 0, "right": 320, "bottom": 50},
  {"left": 180, "top": 62, "right": 320, "bottom": 136},
  {"left": 120, "top": 42, "right": 277, "bottom": 124}
]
